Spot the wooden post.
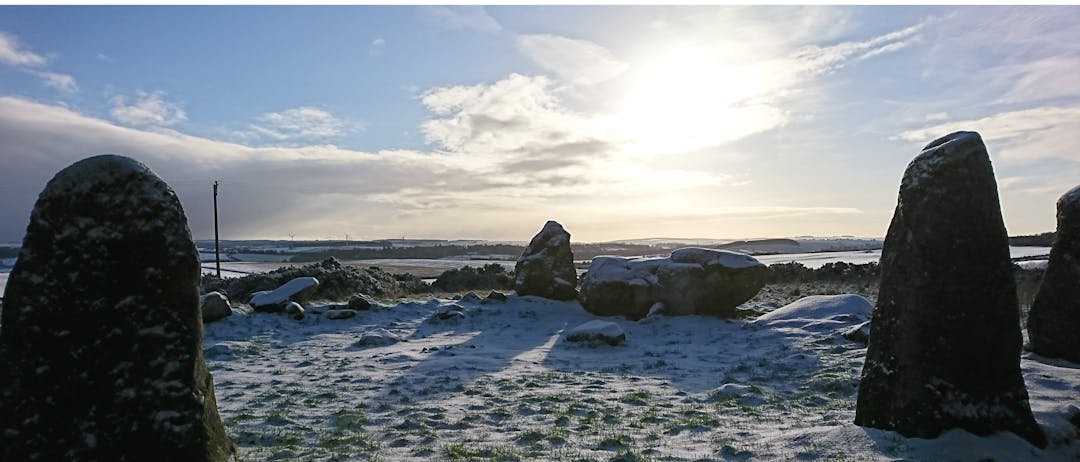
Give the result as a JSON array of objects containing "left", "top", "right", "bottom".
[{"left": 213, "top": 181, "right": 221, "bottom": 279}]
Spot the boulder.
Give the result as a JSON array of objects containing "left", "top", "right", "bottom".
[
  {"left": 752, "top": 294, "right": 872, "bottom": 331},
  {"left": 514, "top": 220, "right": 577, "bottom": 300},
  {"left": 565, "top": 320, "right": 625, "bottom": 346},
  {"left": 347, "top": 294, "right": 372, "bottom": 311},
  {"left": 429, "top": 304, "right": 466, "bottom": 323},
  {"left": 352, "top": 328, "right": 402, "bottom": 348},
  {"left": 1027, "top": 185, "right": 1080, "bottom": 363},
  {"left": 484, "top": 290, "right": 508, "bottom": 302},
  {"left": 284, "top": 301, "right": 304, "bottom": 320},
  {"left": 249, "top": 276, "right": 318, "bottom": 310},
  {"left": 0, "top": 155, "right": 236, "bottom": 460},
  {"left": 200, "top": 291, "right": 233, "bottom": 324},
  {"left": 854, "top": 132, "right": 1046, "bottom": 448},
  {"left": 326, "top": 309, "right": 357, "bottom": 320},
  {"left": 578, "top": 248, "right": 766, "bottom": 320}
]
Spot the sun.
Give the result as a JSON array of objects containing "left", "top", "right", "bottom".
[{"left": 613, "top": 45, "right": 784, "bottom": 156}]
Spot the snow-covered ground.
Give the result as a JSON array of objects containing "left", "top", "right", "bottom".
[{"left": 203, "top": 293, "right": 1079, "bottom": 461}]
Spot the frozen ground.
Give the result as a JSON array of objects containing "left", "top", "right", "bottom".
[{"left": 203, "top": 289, "right": 1079, "bottom": 461}]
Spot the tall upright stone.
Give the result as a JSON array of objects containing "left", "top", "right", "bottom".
[
  {"left": 1027, "top": 186, "right": 1080, "bottom": 363},
  {"left": 0, "top": 155, "right": 237, "bottom": 460},
  {"left": 854, "top": 132, "right": 1046, "bottom": 447},
  {"left": 514, "top": 220, "right": 578, "bottom": 300}
]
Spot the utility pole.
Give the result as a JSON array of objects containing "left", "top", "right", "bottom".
[{"left": 213, "top": 181, "right": 221, "bottom": 279}]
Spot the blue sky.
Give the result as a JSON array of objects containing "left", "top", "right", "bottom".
[{"left": 1, "top": 6, "right": 1078, "bottom": 242}]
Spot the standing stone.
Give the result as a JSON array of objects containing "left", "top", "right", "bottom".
[
  {"left": 1027, "top": 186, "right": 1080, "bottom": 363},
  {"left": 854, "top": 132, "right": 1046, "bottom": 447},
  {"left": 514, "top": 220, "right": 578, "bottom": 300},
  {"left": 0, "top": 155, "right": 237, "bottom": 460}
]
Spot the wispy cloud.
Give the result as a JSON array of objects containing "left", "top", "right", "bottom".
[
  {"left": 0, "top": 31, "right": 47, "bottom": 67},
  {"left": 109, "top": 90, "right": 187, "bottom": 127},
  {"left": 0, "top": 30, "right": 80, "bottom": 94},
  {"left": 368, "top": 37, "right": 385, "bottom": 58},
  {"left": 30, "top": 70, "right": 78, "bottom": 93},
  {"left": 247, "top": 106, "right": 362, "bottom": 143},
  {"left": 418, "top": 6, "right": 501, "bottom": 34},
  {"left": 516, "top": 34, "right": 628, "bottom": 85},
  {"left": 898, "top": 106, "right": 1080, "bottom": 162}
]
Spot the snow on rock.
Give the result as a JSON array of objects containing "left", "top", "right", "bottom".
[
  {"left": 249, "top": 276, "right": 318, "bottom": 309},
  {"left": 670, "top": 247, "right": 764, "bottom": 269},
  {"left": 843, "top": 321, "right": 871, "bottom": 344},
  {"left": 856, "top": 130, "right": 1047, "bottom": 448},
  {"left": 752, "top": 294, "right": 872, "bottom": 331},
  {"left": 199, "top": 291, "right": 232, "bottom": 324},
  {"left": 579, "top": 248, "right": 766, "bottom": 320},
  {"left": 1027, "top": 184, "right": 1080, "bottom": 363},
  {"left": 351, "top": 328, "right": 402, "bottom": 348},
  {"left": 284, "top": 301, "right": 304, "bottom": 320},
  {"left": 565, "top": 320, "right": 625, "bottom": 346},
  {"left": 514, "top": 220, "right": 578, "bottom": 300},
  {"left": 0, "top": 154, "right": 236, "bottom": 460}
]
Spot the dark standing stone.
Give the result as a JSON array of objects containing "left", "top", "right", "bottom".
[
  {"left": 0, "top": 155, "right": 237, "bottom": 460},
  {"left": 854, "top": 132, "right": 1046, "bottom": 447},
  {"left": 1027, "top": 186, "right": 1080, "bottom": 363},
  {"left": 514, "top": 220, "right": 578, "bottom": 300}
]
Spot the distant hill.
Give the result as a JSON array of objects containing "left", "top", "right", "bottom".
[{"left": 1009, "top": 232, "right": 1055, "bottom": 247}]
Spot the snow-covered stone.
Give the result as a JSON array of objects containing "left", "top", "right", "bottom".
[
  {"left": 855, "top": 131, "right": 1045, "bottom": 448},
  {"left": 753, "top": 294, "right": 871, "bottom": 331},
  {"left": 429, "top": 304, "right": 466, "bottom": 323},
  {"left": 284, "top": 301, "right": 305, "bottom": 320},
  {"left": 0, "top": 155, "right": 236, "bottom": 459},
  {"left": 842, "top": 321, "right": 871, "bottom": 344},
  {"left": 579, "top": 248, "right": 766, "bottom": 320},
  {"left": 565, "top": 320, "right": 625, "bottom": 346},
  {"left": 199, "top": 291, "right": 232, "bottom": 324},
  {"left": 352, "top": 328, "right": 402, "bottom": 348},
  {"left": 250, "top": 276, "right": 318, "bottom": 309},
  {"left": 514, "top": 220, "right": 578, "bottom": 300},
  {"left": 1027, "top": 184, "right": 1080, "bottom": 363}
]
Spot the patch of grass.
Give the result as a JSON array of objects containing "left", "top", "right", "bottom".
[
  {"left": 442, "top": 442, "right": 522, "bottom": 461},
  {"left": 619, "top": 390, "right": 653, "bottom": 406}
]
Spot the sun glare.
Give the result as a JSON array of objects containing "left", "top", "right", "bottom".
[{"left": 615, "top": 46, "right": 784, "bottom": 156}]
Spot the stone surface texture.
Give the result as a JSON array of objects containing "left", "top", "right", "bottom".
[
  {"left": 1027, "top": 185, "right": 1080, "bottom": 363},
  {"left": 514, "top": 220, "right": 578, "bottom": 300},
  {"left": 854, "top": 132, "right": 1045, "bottom": 448},
  {"left": 0, "top": 155, "right": 237, "bottom": 460}
]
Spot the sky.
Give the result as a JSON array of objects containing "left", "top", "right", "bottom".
[{"left": 1, "top": 6, "right": 1079, "bottom": 243}]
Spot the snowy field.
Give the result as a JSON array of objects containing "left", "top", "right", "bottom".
[{"left": 203, "top": 292, "right": 1079, "bottom": 461}]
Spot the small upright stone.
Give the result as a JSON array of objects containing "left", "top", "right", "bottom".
[
  {"left": 854, "top": 132, "right": 1045, "bottom": 447},
  {"left": 0, "top": 155, "right": 237, "bottom": 460},
  {"left": 1028, "top": 186, "right": 1080, "bottom": 363},
  {"left": 514, "top": 220, "right": 578, "bottom": 300}
]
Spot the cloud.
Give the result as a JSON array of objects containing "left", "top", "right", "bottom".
[
  {"left": 30, "top": 70, "right": 78, "bottom": 93},
  {"left": 247, "top": 106, "right": 362, "bottom": 143},
  {"left": 0, "top": 31, "right": 47, "bottom": 67},
  {"left": 368, "top": 37, "right": 385, "bottom": 58},
  {"left": 420, "top": 73, "right": 620, "bottom": 175},
  {"left": 109, "top": 90, "right": 187, "bottom": 127},
  {"left": 418, "top": 6, "right": 501, "bottom": 34},
  {"left": 788, "top": 19, "right": 928, "bottom": 77},
  {"left": 897, "top": 106, "right": 1080, "bottom": 162},
  {"left": 516, "top": 34, "right": 629, "bottom": 85}
]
